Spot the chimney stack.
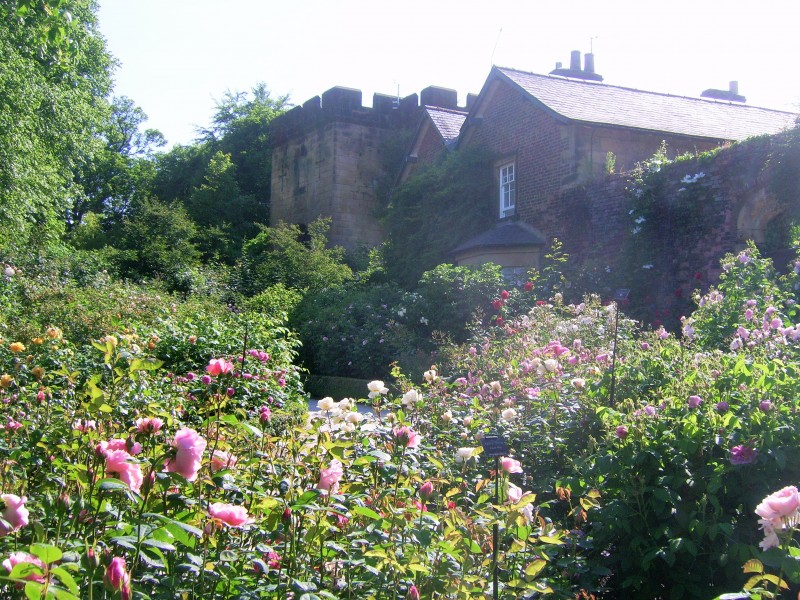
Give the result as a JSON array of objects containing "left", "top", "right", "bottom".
[
  {"left": 570, "top": 50, "right": 581, "bottom": 71},
  {"left": 584, "top": 53, "right": 596, "bottom": 74},
  {"left": 549, "top": 49, "right": 603, "bottom": 82}
]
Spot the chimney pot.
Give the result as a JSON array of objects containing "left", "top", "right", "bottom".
[
  {"left": 729, "top": 81, "right": 739, "bottom": 95},
  {"left": 555, "top": 61, "right": 562, "bottom": 69},
  {"left": 570, "top": 50, "right": 581, "bottom": 71},
  {"left": 584, "top": 53, "right": 595, "bottom": 74}
]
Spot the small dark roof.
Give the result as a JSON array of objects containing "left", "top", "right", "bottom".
[
  {"left": 452, "top": 220, "right": 546, "bottom": 255},
  {"left": 424, "top": 106, "right": 467, "bottom": 147},
  {"left": 495, "top": 67, "right": 797, "bottom": 141}
]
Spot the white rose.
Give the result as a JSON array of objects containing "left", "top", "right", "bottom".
[
  {"left": 367, "top": 380, "right": 388, "bottom": 394},
  {"left": 318, "top": 397, "right": 336, "bottom": 411},
  {"left": 401, "top": 390, "right": 420, "bottom": 408},
  {"left": 345, "top": 412, "right": 363, "bottom": 424},
  {"left": 455, "top": 447, "right": 476, "bottom": 463},
  {"left": 501, "top": 408, "right": 517, "bottom": 421}
]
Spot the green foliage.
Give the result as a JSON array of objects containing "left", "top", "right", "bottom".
[
  {"left": 114, "top": 198, "right": 203, "bottom": 293},
  {"left": 147, "top": 83, "right": 288, "bottom": 263},
  {"left": 292, "top": 262, "right": 506, "bottom": 380},
  {"left": 0, "top": 0, "right": 113, "bottom": 248},
  {"left": 70, "top": 96, "right": 164, "bottom": 228},
  {"left": 687, "top": 241, "right": 797, "bottom": 350},
  {"left": 240, "top": 283, "right": 303, "bottom": 320},
  {"left": 383, "top": 146, "right": 494, "bottom": 287},
  {"left": 292, "top": 282, "right": 411, "bottom": 379},
  {"left": 415, "top": 262, "right": 504, "bottom": 340},
  {"left": 186, "top": 150, "right": 264, "bottom": 262},
  {"left": 238, "top": 218, "right": 353, "bottom": 295}
]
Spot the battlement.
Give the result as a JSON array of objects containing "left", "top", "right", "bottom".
[{"left": 271, "top": 84, "right": 470, "bottom": 144}]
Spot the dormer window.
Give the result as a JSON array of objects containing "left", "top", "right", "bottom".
[{"left": 499, "top": 162, "right": 516, "bottom": 218}]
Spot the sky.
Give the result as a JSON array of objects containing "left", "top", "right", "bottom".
[{"left": 97, "top": 0, "right": 800, "bottom": 148}]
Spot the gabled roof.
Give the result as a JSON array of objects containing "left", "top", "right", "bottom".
[
  {"left": 424, "top": 106, "right": 467, "bottom": 148},
  {"left": 492, "top": 66, "right": 797, "bottom": 141},
  {"left": 452, "top": 220, "right": 546, "bottom": 256}
]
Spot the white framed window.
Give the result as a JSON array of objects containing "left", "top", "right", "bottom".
[{"left": 499, "top": 162, "right": 515, "bottom": 218}]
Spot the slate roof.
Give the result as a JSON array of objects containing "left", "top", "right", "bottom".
[
  {"left": 452, "top": 220, "right": 546, "bottom": 255},
  {"left": 495, "top": 67, "right": 797, "bottom": 141},
  {"left": 424, "top": 106, "right": 467, "bottom": 148}
]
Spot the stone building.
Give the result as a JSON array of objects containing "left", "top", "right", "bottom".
[
  {"left": 269, "top": 85, "right": 471, "bottom": 250},
  {"left": 270, "top": 53, "right": 797, "bottom": 272}
]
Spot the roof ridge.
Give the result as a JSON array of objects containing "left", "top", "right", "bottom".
[
  {"left": 424, "top": 105, "right": 468, "bottom": 115},
  {"left": 495, "top": 66, "right": 797, "bottom": 116}
]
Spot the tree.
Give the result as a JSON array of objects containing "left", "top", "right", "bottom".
[
  {"left": 71, "top": 96, "right": 164, "bottom": 227},
  {"left": 0, "top": 0, "right": 113, "bottom": 249},
  {"left": 115, "top": 198, "right": 201, "bottom": 292},
  {"left": 238, "top": 218, "right": 353, "bottom": 294},
  {"left": 147, "top": 84, "right": 288, "bottom": 262}
]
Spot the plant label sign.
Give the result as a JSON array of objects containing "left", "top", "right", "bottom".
[
  {"left": 481, "top": 435, "right": 510, "bottom": 457},
  {"left": 614, "top": 288, "right": 630, "bottom": 301}
]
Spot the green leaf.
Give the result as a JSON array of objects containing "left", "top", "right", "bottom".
[
  {"left": 525, "top": 559, "right": 547, "bottom": 577},
  {"left": 98, "top": 478, "right": 129, "bottom": 491},
  {"left": 292, "top": 490, "right": 322, "bottom": 507},
  {"left": 29, "top": 542, "right": 62, "bottom": 564},
  {"left": 538, "top": 536, "right": 565, "bottom": 545},
  {"left": 50, "top": 566, "right": 79, "bottom": 594},
  {"left": 352, "top": 505, "right": 382, "bottom": 521},
  {"left": 142, "top": 538, "right": 176, "bottom": 552},
  {"left": 24, "top": 581, "right": 42, "bottom": 600},
  {"left": 129, "top": 357, "right": 164, "bottom": 372},
  {"left": 743, "top": 559, "right": 763, "bottom": 574}
]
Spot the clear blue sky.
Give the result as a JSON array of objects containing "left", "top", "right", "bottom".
[{"left": 97, "top": 0, "right": 800, "bottom": 148}]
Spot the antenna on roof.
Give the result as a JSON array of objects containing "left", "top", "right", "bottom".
[
  {"left": 590, "top": 36, "right": 598, "bottom": 53},
  {"left": 491, "top": 28, "right": 503, "bottom": 67}
]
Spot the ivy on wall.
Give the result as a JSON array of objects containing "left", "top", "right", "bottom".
[{"left": 381, "top": 146, "right": 494, "bottom": 288}]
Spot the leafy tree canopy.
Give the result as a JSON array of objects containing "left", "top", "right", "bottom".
[
  {"left": 0, "top": 0, "right": 114, "bottom": 249},
  {"left": 239, "top": 218, "right": 353, "bottom": 294}
]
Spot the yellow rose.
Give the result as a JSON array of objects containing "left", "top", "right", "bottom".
[
  {"left": 0, "top": 374, "right": 13, "bottom": 388},
  {"left": 8, "top": 342, "right": 25, "bottom": 353}
]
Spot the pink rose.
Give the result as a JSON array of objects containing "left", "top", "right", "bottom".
[
  {"left": 135, "top": 417, "right": 164, "bottom": 435},
  {"left": 507, "top": 483, "right": 523, "bottom": 504},
  {"left": 729, "top": 445, "right": 757, "bottom": 465},
  {"left": 407, "top": 585, "right": 421, "bottom": 600},
  {"left": 615, "top": 425, "right": 628, "bottom": 440},
  {"left": 318, "top": 459, "right": 343, "bottom": 493},
  {"left": 104, "top": 557, "right": 132, "bottom": 600},
  {"left": 419, "top": 481, "right": 434, "bottom": 500},
  {"left": 756, "top": 486, "right": 800, "bottom": 522},
  {"left": 500, "top": 457, "right": 523, "bottom": 474},
  {"left": 393, "top": 426, "right": 421, "bottom": 449},
  {"left": 206, "top": 358, "right": 235, "bottom": 376},
  {"left": 0, "top": 495, "right": 28, "bottom": 536},
  {"left": 164, "top": 428, "right": 207, "bottom": 481},
  {"left": 208, "top": 502, "right": 254, "bottom": 527},
  {"left": 210, "top": 450, "right": 237, "bottom": 472},
  {"left": 100, "top": 438, "right": 142, "bottom": 456},
  {"left": 105, "top": 450, "right": 143, "bottom": 494},
  {"left": 3, "top": 551, "right": 45, "bottom": 582}
]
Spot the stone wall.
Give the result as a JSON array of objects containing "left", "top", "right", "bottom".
[{"left": 547, "top": 130, "right": 797, "bottom": 323}]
